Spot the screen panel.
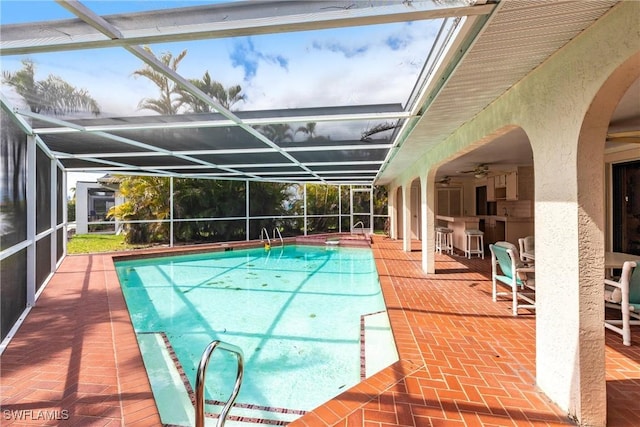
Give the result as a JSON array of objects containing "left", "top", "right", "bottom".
[
  {"left": 36, "top": 235, "right": 52, "bottom": 291},
  {"left": 1, "top": 249, "right": 27, "bottom": 341},
  {"left": 36, "top": 146, "right": 52, "bottom": 233},
  {"left": 0, "top": 111, "right": 27, "bottom": 250}
]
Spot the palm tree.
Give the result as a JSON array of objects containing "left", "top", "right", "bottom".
[
  {"left": 255, "top": 124, "right": 294, "bottom": 143},
  {"left": 132, "top": 47, "right": 188, "bottom": 115},
  {"left": 295, "top": 122, "right": 317, "bottom": 139},
  {"left": 2, "top": 59, "right": 100, "bottom": 116},
  {"left": 179, "top": 71, "right": 245, "bottom": 112}
]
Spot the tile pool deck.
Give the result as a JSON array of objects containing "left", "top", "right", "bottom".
[{"left": 1, "top": 236, "right": 639, "bottom": 426}]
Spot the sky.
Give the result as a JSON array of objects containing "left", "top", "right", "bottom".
[{"left": 0, "top": 0, "right": 450, "bottom": 196}]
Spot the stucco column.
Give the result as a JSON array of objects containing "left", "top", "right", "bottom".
[
  {"left": 533, "top": 127, "right": 606, "bottom": 425},
  {"left": 531, "top": 7, "right": 638, "bottom": 423},
  {"left": 388, "top": 185, "right": 397, "bottom": 239},
  {"left": 421, "top": 174, "right": 437, "bottom": 273},
  {"left": 402, "top": 182, "right": 411, "bottom": 252}
]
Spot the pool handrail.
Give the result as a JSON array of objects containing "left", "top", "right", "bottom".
[
  {"left": 272, "top": 227, "right": 283, "bottom": 246},
  {"left": 195, "top": 340, "right": 244, "bottom": 427},
  {"left": 352, "top": 221, "right": 365, "bottom": 235},
  {"left": 260, "top": 227, "right": 271, "bottom": 246}
]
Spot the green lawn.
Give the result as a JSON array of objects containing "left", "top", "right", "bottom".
[{"left": 67, "top": 234, "right": 154, "bottom": 254}]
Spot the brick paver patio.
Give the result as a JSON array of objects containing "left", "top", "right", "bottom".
[{"left": 1, "top": 237, "right": 638, "bottom": 426}]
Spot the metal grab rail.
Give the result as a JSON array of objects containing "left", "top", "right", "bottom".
[
  {"left": 272, "top": 227, "right": 283, "bottom": 246},
  {"left": 260, "top": 227, "right": 271, "bottom": 246},
  {"left": 352, "top": 221, "right": 365, "bottom": 234},
  {"left": 195, "top": 340, "right": 244, "bottom": 427}
]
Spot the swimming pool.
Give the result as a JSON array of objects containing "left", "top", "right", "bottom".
[{"left": 115, "top": 244, "right": 398, "bottom": 426}]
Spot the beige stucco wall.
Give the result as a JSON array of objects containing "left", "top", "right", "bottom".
[{"left": 387, "top": 2, "right": 640, "bottom": 425}]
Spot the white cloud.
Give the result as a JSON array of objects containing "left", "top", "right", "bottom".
[
  {"left": 2, "top": 19, "right": 441, "bottom": 117},
  {"left": 237, "top": 20, "right": 438, "bottom": 111}
]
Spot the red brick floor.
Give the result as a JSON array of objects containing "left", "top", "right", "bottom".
[{"left": 1, "top": 238, "right": 639, "bottom": 426}]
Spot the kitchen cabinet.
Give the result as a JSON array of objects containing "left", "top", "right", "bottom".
[
  {"left": 482, "top": 216, "right": 532, "bottom": 247},
  {"left": 495, "top": 174, "right": 507, "bottom": 188},
  {"left": 487, "top": 172, "right": 529, "bottom": 202},
  {"left": 486, "top": 176, "right": 496, "bottom": 201},
  {"left": 505, "top": 220, "right": 534, "bottom": 245},
  {"left": 485, "top": 217, "right": 505, "bottom": 243},
  {"left": 486, "top": 167, "right": 533, "bottom": 201},
  {"left": 516, "top": 166, "right": 534, "bottom": 200},
  {"left": 506, "top": 172, "right": 518, "bottom": 200},
  {"left": 484, "top": 218, "right": 494, "bottom": 242},
  {"left": 487, "top": 174, "right": 510, "bottom": 200}
]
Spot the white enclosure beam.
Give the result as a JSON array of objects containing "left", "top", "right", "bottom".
[
  {"left": 26, "top": 135, "right": 36, "bottom": 307},
  {"left": 1, "top": 1, "right": 493, "bottom": 55}
]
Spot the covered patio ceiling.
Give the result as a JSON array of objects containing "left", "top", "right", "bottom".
[{"left": 0, "top": 0, "right": 628, "bottom": 186}]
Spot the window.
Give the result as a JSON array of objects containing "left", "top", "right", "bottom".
[{"left": 437, "top": 187, "right": 462, "bottom": 217}]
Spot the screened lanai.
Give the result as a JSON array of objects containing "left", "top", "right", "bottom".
[
  {"left": 2, "top": 1, "right": 639, "bottom": 426},
  {"left": 1, "top": 0, "right": 496, "bottom": 342}
]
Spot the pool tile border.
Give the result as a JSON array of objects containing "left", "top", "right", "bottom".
[{"left": 153, "top": 331, "right": 308, "bottom": 425}]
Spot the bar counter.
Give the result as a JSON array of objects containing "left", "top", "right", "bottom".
[{"left": 436, "top": 215, "right": 480, "bottom": 252}]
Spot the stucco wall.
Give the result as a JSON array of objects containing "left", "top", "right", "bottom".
[{"left": 388, "top": 2, "right": 639, "bottom": 425}]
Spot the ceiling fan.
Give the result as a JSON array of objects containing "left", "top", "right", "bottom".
[
  {"left": 457, "top": 164, "right": 490, "bottom": 178},
  {"left": 436, "top": 176, "right": 452, "bottom": 185},
  {"left": 606, "top": 130, "right": 640, "bottom": 144}
]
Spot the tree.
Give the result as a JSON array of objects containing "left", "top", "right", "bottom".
[
  {"left": 179, "top": 71, "right": 245, "bottom": 112},
  {"left": 294, "top": 122, "right": 331, "bottom": 142},
  {"left": 112, "top": 50, "right": 293, "bottom": 244},
  {"left": 132, "top": 47, "right": 188, "bottom": 115},
  {"left": 106, "top": 176, "right": 170, "bottom": 243},
  {"left": 295, "top": 122, "right": 317, "bottom": 139},
  {"left": 255, "top": 124, "right": 294, "bottom": 143},
  {"left": 67, "top": 187, "right": 76, "bottom": 222},
  {"left": 3, "top": 59, "right": 100, "bottom": 116},
  {"left": 301, "top": 183, "right": 340, "bottom": 233},
  {"left": 248, "top": 181, "right": 292, "bottom": 237},
  {"left": 373, "top": 185, "right": 388, "bottom": 232},
  {"left": 173, "top": 178, "right": 247, "bottom": 242},
  {"left": 1, "top": 111, "right": 28, "bottom": 249}
]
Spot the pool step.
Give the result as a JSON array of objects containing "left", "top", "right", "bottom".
[
  {"left": 363, "top": 311, "right": 399, "bottom": 378},
  {"left": 295, "top": 233, "right": 372, "bottom": 247},
  {"left": 137, "top": 332, "right": 306, "bottom": 426},
  {"left": 137, "top": 333, "right": 195, "bottom": 426}
]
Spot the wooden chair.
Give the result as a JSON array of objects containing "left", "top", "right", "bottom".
[{"left": 604, "top": 261, "right": 640, "bottom": 346}]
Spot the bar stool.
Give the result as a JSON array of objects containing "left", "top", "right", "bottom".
[
  {"left": 436, "top": 227, "right": 453, "bottom": 255},
  {"left": 465, "top": 229, "right": 484, "bottom": 259}
]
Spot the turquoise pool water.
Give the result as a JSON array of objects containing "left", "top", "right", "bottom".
[{"left": 115, "top": 244, "right": 398, "bottom": 426}]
